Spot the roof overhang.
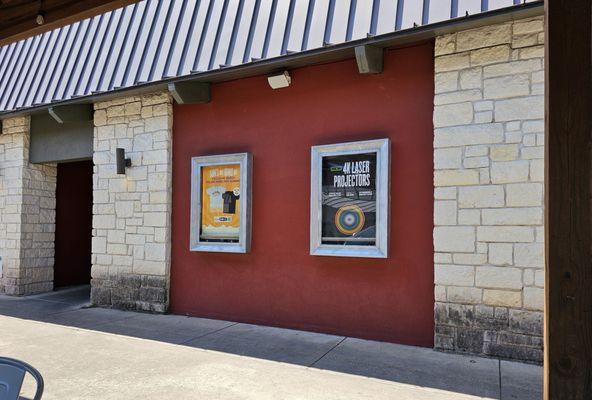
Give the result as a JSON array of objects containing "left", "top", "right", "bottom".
[
  {"left": 0, "top": 0, "right": 140, "bottom": 46},
  {"left": 0, "top": 1, "right": 543, "bottom": 120}
]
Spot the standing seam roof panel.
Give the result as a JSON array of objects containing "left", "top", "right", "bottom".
[{"left": 0, "top": 0, "right": 543, "bottom": 114}]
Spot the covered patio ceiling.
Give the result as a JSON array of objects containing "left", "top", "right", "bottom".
[{"left": 0, "top": 0, "right": 138, "bottom": 45}]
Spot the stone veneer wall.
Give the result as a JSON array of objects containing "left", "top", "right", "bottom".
[
  {"left": 91, "top": 92, "right": 173, "bottom": 312},
  {"left": 0, "top": 116, "right": 57, "bottom": 295},
  {"left": 433, "top": 16, "right": 545, "bottom": 362}
]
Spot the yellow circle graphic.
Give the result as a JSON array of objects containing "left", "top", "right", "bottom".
[{"left": 334, "top": 204, "right": 365, "bottom": 235}]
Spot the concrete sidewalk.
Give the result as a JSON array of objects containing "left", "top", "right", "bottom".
[{"left": 0, "top": 286, "right": 542, "bottom": 399}]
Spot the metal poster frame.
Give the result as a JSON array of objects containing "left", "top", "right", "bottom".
[
  {"left": 310, "top": 139, "right": 390, "bottom": 258},
  {"left": 190, "top": 153, "right": 252, "bottom": 253}
]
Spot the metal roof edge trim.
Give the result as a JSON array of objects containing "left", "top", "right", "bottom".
[{"left": 0, "top": 1, "right": 543, "bottom": 120}]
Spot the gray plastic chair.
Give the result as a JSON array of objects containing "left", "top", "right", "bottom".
[{"left": 0, "top": 357, "right": 44, "bottom": 400}]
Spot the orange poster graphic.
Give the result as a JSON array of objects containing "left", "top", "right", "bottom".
[{"left": 200, "top": 164, "right": 241, "bottom": 240}]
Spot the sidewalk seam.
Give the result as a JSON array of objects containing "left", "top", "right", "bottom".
[
  {"left": 178, "top": 322, "right": 239, "bottom": 345},
  {"left": 308, "top": 336, "right": 347, "bottom": 367}
]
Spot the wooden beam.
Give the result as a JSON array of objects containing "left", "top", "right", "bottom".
[
  {"left": 545, "top": 0, "right": 592, "bottom": 398},
  {"left": 48, "top": 104, "right": 93, "bottom": 123},
  {"left": 168, "top": 82, "right": 211, "bottom": 105},
  {"left": 354, "top": 45, "right": 383, "bottom": 74},
  {"left": 0, "top": 0, "right": 139, "bottom": 46}
]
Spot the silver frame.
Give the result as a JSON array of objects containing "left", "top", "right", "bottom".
[
  {"left": 190, "top": 153, "right": 252, "bottom": 253},
  {"left": 310, "top": 139, "right": 390, "bottom": 258}
]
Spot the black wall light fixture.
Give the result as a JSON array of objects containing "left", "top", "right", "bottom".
[{"left": 116, "top": 148, "right": 131, "bottom": 175}]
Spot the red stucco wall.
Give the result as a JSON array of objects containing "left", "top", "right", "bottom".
[{"left": 171, "top": 43, "right": 435, "bottom": 347}]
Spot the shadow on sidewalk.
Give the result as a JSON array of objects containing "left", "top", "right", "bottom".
[{"left": 0, "top": 286, "right": 542, "bottom": 400}]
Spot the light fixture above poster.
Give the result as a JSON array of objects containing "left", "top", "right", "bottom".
[
  {"left": 190, "top": 153, "right": 252, "bottom": 253},
  {"left": 310, "top": 139, "right": 390, "bottom": 258}
]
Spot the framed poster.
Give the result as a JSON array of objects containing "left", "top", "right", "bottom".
[
  {"left": 190, "top": 153, "right": 252, "bottom": 253},
  {"left": 310, "top": 139, "right": 390, "bottom": 258}
]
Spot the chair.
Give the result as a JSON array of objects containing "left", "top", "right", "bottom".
[{"left": 0, "top": 357, "right": 44, "bottom": 400}]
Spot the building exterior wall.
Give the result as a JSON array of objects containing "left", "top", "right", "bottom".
[
  {"left": 170, "top": 44, "right": 435, "bottom": 346},
  {"left": 90, "top": 93, "right": 173, "bottom": 312},
  {"left": 433, "top": 16, "right": 545, "bottom": 362},
  {"left": 0, "top": 116, "right": 57, "bottom": 295}
]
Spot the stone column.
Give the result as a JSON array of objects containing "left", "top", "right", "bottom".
[
  {"left": 0, "top": 116, "right": 57, "bottom": 295},
  {"left": 91, "top": 92, "right": 173, "bottom": 312},
  {"left": 433, "top": 17, "right": 545, "bottom": 362}
]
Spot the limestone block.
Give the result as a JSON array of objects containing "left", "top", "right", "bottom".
[
  {"left": 513, "top": 18, "right": 544, "bottom": 35},
  {"left": 465, "top": 145, "right": 488, "bottom": 157},
  {"left": 133, "top": 259, "right": 166, "bottom": 275},
  {"left": 434, "top": 170, "right": 479, "bottom": 187},
  {"left": 434, "top": 226, "right": 475, "bottom": 252},
  {"left": 435, "top": 264, "right": 475, "bottom": 286},
  {"left": 434, "top": 148, "right": 462, "bottom": 169},
  {"left": 470, "top": 45, "right": 511, "bottom": 66},
  {"left": 435, "top": 90, "right": 482, "bottom": 106},
  {"left": 490, "top": 144, "right": 519, "bottom": 161},
  {"left": 452, "top": 253, "right": 487, "bottom": 265},
  {"left": 474, "top": 112, "right": 493, "bottom": 124},
  {"left": 142, "top": 150, "right": 169, "bottom": 165},
  {"left": 481, "top": 207, "right": 542, "bottom": 225},
  {"left": 456, "top": 23, "right": 512, "bottom": 52},
  {"left": 483, "top": 289, "right": 522, "bottom": 307},
  {"left": 523, "top": 269, "right": 534, "bottom": 286},
  {"left": 483, "top": 59, "right": 542, "bottom": 78},
  {"left": 495, "top": 96, "right": 544, "bottom": 122},
  {"left": 144, "top": 243, "right": 167, "bottom": 262},
  {"left": 512, "top": 34, "right": 538, "bottom": 49},
  {"left": 145, "top": 116, "right": 169, "bottom": 132},
  {"left": 488, "top": 243, "right": 513, "bottom": 266},
  {"left": 433, "top": 102, "right": 473, "bottom": 127},
  {"left": 435, "top": 285, "right": 447, "bottom": 301},
  {"left": 484, "top": 74, "right": 530, "bottom": 99},
  {"left": 463, "top": 156, "right": 489, "bottom": 169},
  {"left": 476, "top": 266, "right": 523, "bottom": 290},
  {"left": 447, "top": 286, "right": 482, "bottom": 304},
  {"left": 477, "top": 226, "right": 534, "bottom": 243},
  {"left": 529, "top": 160, "right": 544, "bottom": 182},
  {"left": 435, "top": 187, "right": 457, "bottom": 200},
  {"left": 523, "top": 287, "right": 544, "bottom": 310},
  {"left": 144, "top": 212, "right": 169, "bottom": 227},
  {"left": 435, "top": 72, "right": 459, "bottom": 93},
  {"left": 93, "top": 214, "right": 116, "bottom": 229},
  {"left": 434, "top": 124, "right": 504, "bottom": 147},
  {"left": 521, "top": 146, "right": 544, "bottom": 160},
  {"left": 435, "top": 33, "right": 456, "bottom": 56},
  {"left": 435, "top": 53, "right": 470, "bottom": 72},
  {"left": 459, "top": 68, "right": 482, "bottom": 89},
  {"left": 514, "top": 243, "right": 544, "bottom": 268},
  {"left": 535, "top": 270, "right": 544, "bottom": 287},
  {"left": 435, "top": 253, "right": 452, "bottom": 263},
  {"left": 474, "top": 101, "right": 493, "bottom": 112},
  {"left": 458, "top": 209, "right": 481, "bottom": 225},
  {"left": 520, "top": 46, "right": 544, "bottom": 60},
  {"left": 490, "top": 160, "right": 529, "bottom": 183},
  {"left": 107, "top": 230, "right": 126, "bottom": 244},
  {"left": 458, "top": 185, "right": 504, "bottom": 208},
  {"left": 434, "top": 200, "right": 457, "bottom": 225},
  {"left": 506, "top": 183, "right": 543, "bottom": 206}
]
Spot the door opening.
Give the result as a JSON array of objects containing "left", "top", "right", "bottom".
[{"left": 54, "top": 160, "right": 93, "bottom": 288}]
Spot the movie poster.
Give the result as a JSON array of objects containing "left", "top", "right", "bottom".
[
  {"left": 200, "top": 164, "right": 241, "bottom": 241},
  {"left": 321, "top": 153, "right": 377, "bottom": 246}
]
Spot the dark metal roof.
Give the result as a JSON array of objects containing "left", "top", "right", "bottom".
[{"left": 0, "top": 0, "right": 542, "bottom": 115}]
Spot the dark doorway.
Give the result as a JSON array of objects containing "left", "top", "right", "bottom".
[{"left": 54, "top": 160, "right": 93, "bottom": 288}]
